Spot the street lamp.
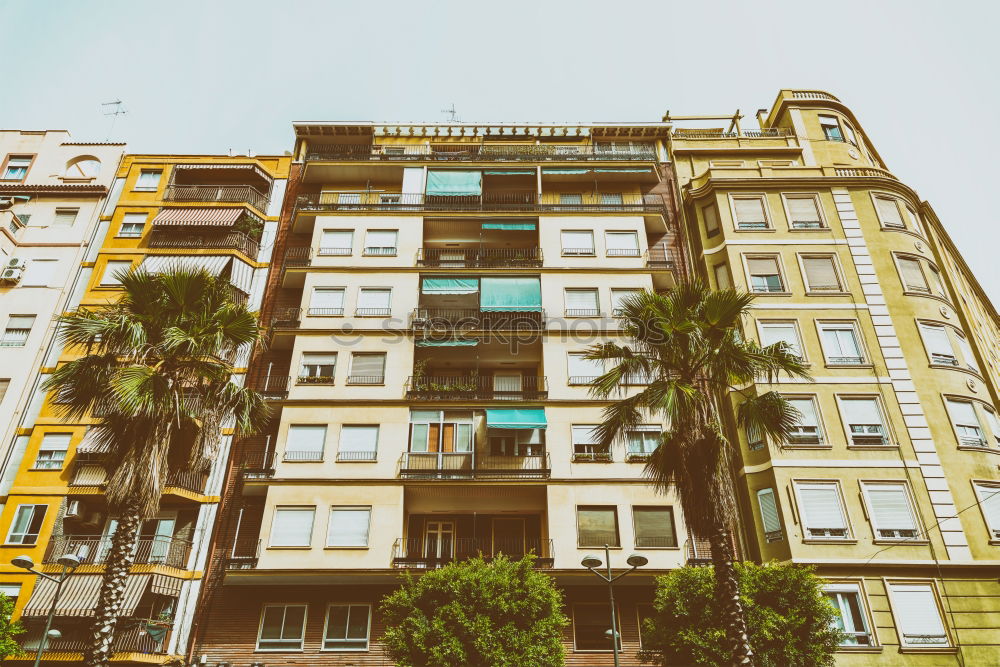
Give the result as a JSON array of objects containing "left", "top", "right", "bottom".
[
  {"left": 12, "top": 553, "right": 80, "bottom": 667},
  {"left": 581, "top": 545, "right": 647, "bottom": 667}
]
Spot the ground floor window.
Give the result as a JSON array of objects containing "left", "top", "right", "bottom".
[
  {"left": 573, "top": 603, "right": 621, "bottom": 651},
  {"left": 323, "top": 604, "right": 371, "bottom": 650}
]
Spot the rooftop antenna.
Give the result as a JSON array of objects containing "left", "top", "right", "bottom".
[
  {"left": 441, "top": 103, "right": 460, "bottom": 123},
  {"left": 101, "top": 100, "right": 127, "bottom": 141}
]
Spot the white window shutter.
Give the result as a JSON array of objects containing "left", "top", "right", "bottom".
[
  {"left": 756, "top": 488, "right": 782, "bottom": 534},
  {"left": 890, "top": 584, "right": 947, "bottom": 643},
  {"left": 565, "top": 289, "right": 599, "bottom": 310},
  {"left": 340, "top": 426, "right": 378, "bottom": 452},
  {"left": 866, "top": 484, "right": 916, "bottom": 531},
  {"left": 798, "top": 484, "right": 846, "bottom": 530}
]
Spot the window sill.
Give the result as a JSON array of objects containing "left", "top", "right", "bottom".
[
  {"left": 132, "top": 188, "right": 158, "bottom": 192},
  {"left": 956, "top": 446, "right": 998, "bottom": 455},
  {"left": 789, "top": 227, "right": 831, "bottom": 232},
  {"left": 801, "top": 538, "right": 857, "bottom": 545},
  {"left": 29, "top": 467, "right": 64, "bottom": 472},
  {"left": 734, "top": 227, "right": 776, "bottom": 232},
  {"left": 872, "top": 539, "right": 930, "bottom": 546},
  {"left": 255, "top": 649, "right": 304, "bottom": 653},
  {"left": 897, "top": 646, "right": 957, "bottom": 654},
  {"left": 323, "top": 546, "right": 370, "bottom": 550},
  {"left": 834, "top": 645, "right": 882, "bottom": 653},
  {"left": 282, "top": 459, "right": 325, "bottom": 463},
  {"left": 265, "top": 545, "right": 312, "bottom": 550},
  {"left": 750, "top": 291, "right": 792, "bottom": 297},
  {"left": 561, "top": 253, "right": 597, "bottom": 258},
  {"left": 805, "top": 291, "right": 851, "bottom": 297},
  {"left": 824, "top": 363, "right": 874, "bottom": 370},
  {"left": 577, "top": 545, "right": 622, "bottom": 550},
  {"left": 881, "top": 227, "right": 927, "bottom": 242},
  {"left": 902, "top": 290, "right": 951, "bottom": 305},
  {"left": 989, "top": 540, "right": 1000, "bottom": 546},
  {"left": 781, "top": 444, "right": 832, "bottom": 451},
  {"left": 115, "top": 235, "right": 144, "bottom": 239}
]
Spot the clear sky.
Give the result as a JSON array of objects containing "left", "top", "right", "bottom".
[{"left": 3, "top": 0, "right": 998, "bottom": 302}]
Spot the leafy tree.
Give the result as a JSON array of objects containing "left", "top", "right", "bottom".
[
  {"left": 586, "top": 283, "right": 810, "bottom": 666},
  {"left": 640, "top": 562, "right": 842, "bottom": 667},
  {"left": 380, "top": 555, "right": 568, "bottom": 667},
  {"left": 43, "top": 268, "right": 270, "bottom": 666},
  {"left": 0, "top": 593, "right": 25, "bottom": 660}
]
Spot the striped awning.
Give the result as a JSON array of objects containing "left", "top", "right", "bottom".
[
  {"left": 22, "top": 574, "right": 152, "bottom": 617},
  {"left": 140, "top": 255, "right": 232, "bottom": 275},
  {"left": 151, "top": 207, "right": 244, "bottom": 227},
  {"left": 76, "top": 428, "right": 109, "bottom": 454},
  {"left": 173, "top": 163, "right": 272, "bottom": 183},
  {"left": 150, "top": 574, "right": 183, "bottom": 597}
]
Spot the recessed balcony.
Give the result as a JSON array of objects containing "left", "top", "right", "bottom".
[
  {"left": 305, "top": 143, "right": 657, "bottom": 162},
  {"left": 163, "top": 184, "right": 269, "bottom": 212},
  {"left": 416, "top": 247, "right": 543, "bottom": 268},
  {"left": 391, "top": 536, "right": 554, "bottom": 569},
  {"left": 147, "top": 229, "right": 259, "bottom": 257},
  {"left": 406, "top": 374, "right": 548, "bottom": 401},
  {"left": 45, "top": 534, "right": 192, "bottom": 569},
  {"left": 294, "top": 191, "right": 665, "bottom": 215},
  {"left": 399, "top": 452, "right": 550, "bottom": 480}
]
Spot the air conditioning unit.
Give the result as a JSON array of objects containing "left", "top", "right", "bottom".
[
  {"left": 5, "top": 257, "right": 26, "bottom": 270},
  {"left": 81, "top": 510, "right": 105, "bottom": 529},
  {"left": 0, "top": 267, "right": 23, "bottom": 284},
  {"left": 65, "top": 500, "right": 85, "bottom": 519}
]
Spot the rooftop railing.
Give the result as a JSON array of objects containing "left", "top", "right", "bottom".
[
  {"left": 163, "top": 184, "right": 269, "bottom": 211},
  {"left": 295, "top": 192, "right": 666, "bottom": 215},
  {"left": 306, "top": 144, "right": 657, "bottom": 162},
  {"left": 671, "top": 128, "right": 795, "bottom": 140}
]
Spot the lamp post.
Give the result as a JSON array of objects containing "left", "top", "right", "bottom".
[
  {"left": 11, "top": 553, "right": 81, "bottom": 667},
  {"left": 581, "top": 545, "right": 648, "bottom": 667}
]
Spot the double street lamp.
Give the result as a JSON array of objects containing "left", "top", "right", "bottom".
[
  {"left": 581, "top": 545, "right": 648, "bottom": 667},
  {"left": 11, "top": 553, "right": 81, "bottom": 667}
]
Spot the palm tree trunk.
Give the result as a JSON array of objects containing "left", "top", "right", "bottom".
[
  {"left": 709, "top": 526, "right": 753, "bottom": 667},
  {"left": 83, "top": 498, "right": 143, "bottom": 667}
]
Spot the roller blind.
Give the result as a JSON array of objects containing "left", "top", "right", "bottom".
[
  {"left": 611, "top": 289, "right": 640, "bottom": 311},
  {"left": 340, "top": 426, "right": 378, "bottom": 452},
  {"left": 865, "top": 484, "right": 916, "bottom": 531},
  {"left": 568, "top": 353, "right": 603, "bottom": 378},
  {"left": 565, "top": 289, "right": 599, "bottom": 310},
  {"left": 703, "top": 204, "right": 719, "bottom": 234},
  {"left": 747, "top": 257, "right": 779, "bottom": 275},
  {"left": 898, "top": 258, "right": 927, "bottom": 290},
  {"left": 945, "top": 399, "right": 979, "bottom": 426},
  {"left": 271, "top": 508, "right": 314, "bottom": 546},
  {"left": 327, "top": 508, "right": 370, "bottom": 547},
  {"left": 288, "top": 425, "right": 326, "bottom": 454},
  {"left": 756, "top": 488, "right": 781, "bottom": 534},
  {"left": 5, "top": 315, "right": 35, "bottom": 330},
  {"left": 974, "top": 484, "right": 1000, "bottom": 534},
  {"left": 606, "top": 232, "right": 639, "bottom": 249},
  {"left": 311, "top": 288, "right": 344, "bottom": 308},
  {"left": 803, "top": 257, "right": 840, "bottom": 289},
  {"left": 920, "top": 324, "right": 953, "bottom": 357},
  {"left": 787, "top": 197, "right": 821, "bottom": 224},
  {"left": 841, "top": 398, "right": 882, "bottom": 425},
  {"left": 358, "top": 288, "right": 390, "bottom": 308},
  {"left": 350, "top": 353, "right": 385, "bottom": 376},
  {"left": 426, "top": 170, "right": 482, "bottom": 196},
  {"left": 302, "top": 352, "right": 337, "bottom": 366},
  {"left": 876, "top": 197, "right": 904, "bottom": 227},
  {"left": 733, "top": 197, "right": 766, "bottom": 225},
  {"left": 365, "top": 230, "right": 397, "bottom": 248},
  {"left": 479, "top": 277, "right": 542, "bottom": 312},
  {"left": 321, "top": 230, "right": 353, "bottom": 248},
  {"left": 797, "top": 483, "right": 846, "bottom": 529},
  {"left": 889, "top": 584, "right": 947, "bottom": 641},
  {"left": 561, "top": 230, "right": 594, "bottom": 250},
  {"left": 760, "top": 323, "right": 800, "bottom": 354},
  {"left": 788, "top": 398, "right": 819, "bottom": 427},
  {"left": 955, "top": 334, "right": 980, "bottom": 371},
  {"left": 101, "top": 261, "right": 132, "bottom": 286},
  {"left": 572, "top": 425, "right": 601, "bottom": 445}
]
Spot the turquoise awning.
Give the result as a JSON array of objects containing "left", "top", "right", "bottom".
[
  {"left": 421, "top": 277, "right": 479, "bottom": 294},
  {"left": 484, "top": 169, "right": 535, "bottom": 175},
  {"left": 480, "top": 277, "right": 542, "bottom": 312},
  {"left": 482, "top": 222, "right": 537, "bottom": 230},
  {"left": 415, "top": 339, "right": 479, "bottom": 347},
  {"left": 426, "top": 170, "right": 482, "bottom": 196},
  {"left": 542, "top": 168, "right": 590, "bottom": 175},
  {"left": 486, "top": 408, "right": 547, "bottom": 429},
  {"left": 594, "top": 168, "right": 653, "bottom": 173}
]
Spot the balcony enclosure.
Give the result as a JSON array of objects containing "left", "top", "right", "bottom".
[
  {"left": 412, "top": 274, "right": 544, "bottom": 331},
  {"left": 164, "top": 162, "right": 272, "bottom": 212},
  {"left": 304, "top": 141, "right": 658, "bottom": 162},
  {"left": 147, "top": 206, "right": 264, "bottom": 258},
  {"left": 418, "top": 218, "right": 542, "bottom": 268},
  {"left": 408, "top": 337, "right": 545, "bottom": 401},
  {"left": 46, "top": 509, "right": 197, "bottom": 569}
]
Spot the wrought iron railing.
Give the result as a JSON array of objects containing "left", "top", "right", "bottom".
[
  {"left": 391, "top": 537, "right": 554, "bottom": 568},
  {"left": 148, "top": 230, "right": 259, "bottom": 257},
  {"left": 295, "top": 192, "right": 666, "bottom": 214},
  {"left": 163, "top": 184, "right": 269, "bottom": 211},
  {"left": 411, "top": 308, "right": 545, "bottom": 331},
  {"left": 226, "top": 538, "right": 261, "bottom": 569},
  {"left": 21, "top": 620, "right": 173, "bottom": 654},
  {"left": 672, "top": 128, "right": 795, "bottom": 139},
  {"left": 246, "top": 375, "right": 291, "bottom": 399},
  {"left": 398, "top": 452, "right": 550, "bottom": 479},
  {"left": 45, "top": 534, "right": 192, "bottom": 568},
  {"left": 406, "top": 375, "right": 547, "bottom": 400},
  {"left": 307, "top": 143, "right": 656, "bottom": 161},
  {"left": 239, "top": 449, "right": 276, "bottom": 478},
  {"left": 416, "top": 247, "right": 543, "bottom": 268}
]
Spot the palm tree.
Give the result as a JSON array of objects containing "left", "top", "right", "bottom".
[
  {"left": 43, "top": 268, "right": 270, "bottom": 667},
  {"left": 586, "top": 282, "right": 810, "bottom": 667}
]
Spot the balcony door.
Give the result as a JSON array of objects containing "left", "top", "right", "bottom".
[
  {"left": 424, "top": 521, "right": 455, "bottom": 562},
  {"left": 493, "top": 373, "right": 522, "bottom": 399},
  {"left": 99, "top": 511, "right": 176, "bottom": 564},
  {"left": 492, "top": 518, "right": 526, "bottom": 558}
]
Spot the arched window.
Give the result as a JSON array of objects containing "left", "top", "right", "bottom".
[{"left": 65, "top": 156, "right": 101, "bottom": 179}]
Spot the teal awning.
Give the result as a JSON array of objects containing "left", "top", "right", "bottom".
[
  {"left": 484, "top": 169, "right": 535, "bottom": 175},
  {"left": 594, "top": 168, "right": 653, "bottom": 173},
  {"left": 482, "top": 222, "right": 536, "bottom": 230},
  {"left": 480, "top": 277, "right": 542, "bottom": 312},
  {"left": 421, "top": 277, "right": 479, "bottom": 294},
  {"left": 542, "top": 168, "right": 590, "bottom": 175},
  {"left": 426, "top": 170, "right": 482, "bottom": 196},
  {"left": 415, "top": 339, "right": 479, "bottom": 347},
  {"left": 486, "top": 408, "right": 547, "bottom": 429}
]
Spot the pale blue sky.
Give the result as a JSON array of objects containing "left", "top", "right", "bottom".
[{"left": 3, "top": 0, "right": 998, "bottom": 301}]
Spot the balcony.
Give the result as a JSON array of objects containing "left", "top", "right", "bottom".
[
  {"left": 399, "top": 452, "right": 550, "bottom": 479},
  {"left": 226, "top": 538, "right": 261, "bottom": 569},
  {"left": 306, "top": 143, "right": 657, "bottom": 162},
  {"left": 391, "top": 536, "right": 554, "bottom": 568},
  {"left": 406, "top": 375, "right": 547, "bottom": 400},
  {"left": 295, "top": 192, "right": 665, "bottom": 215},
  {"left": 44, "top": 535, "right": 192, "bottom": 569},
  {"left": 245, "top": 375, "right": 291, "bottom": 400},
  {"left": 147, "top": 229, "right": 259, "bottom": 257},
  {"left": 417, "top": 247, "right": 543, "bottom": 268},
  {"left": 163, "top": 184, "right": 269, "bottom": 211},
  {"left": 239, "top": 449, "right": 276, "bottom": 479},
  {"left": 21, "top": 621, "right": 173, "bottom": 656},
  {"left": 671, "top": 128, "right": 795, "bottom": 140},
  {"left": 411, "top": 308, "right": 545, "bottom": 331}
]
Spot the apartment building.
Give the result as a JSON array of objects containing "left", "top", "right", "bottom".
[
  {"left": 672, "top": 90, "right": 1000, "bottom": 665},
  {"left": 0, "top": 152, "right": 290, "bottom": 664}
]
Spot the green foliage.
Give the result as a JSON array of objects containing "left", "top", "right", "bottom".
[
  {"left": 380, "top": 555, "right": 568, "bottom": 667},
  {"left": 639, "top": 562, "right": 842, "bottom": 667},
  {"left": 0, "top": 594, "right": 25, "bottom": 660}
]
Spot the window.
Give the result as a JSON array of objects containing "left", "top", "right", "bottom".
[
  {"left": 732, "top": 196, "right": 770, "bottom": 230},
  {"left": 269, "top": 507, "right": 315, "bottom": 547},
  {"left": 954, "top": 333, "right": 980, "bottom": 373},
  {"left": 927, "top": 264, "right": 946, "bottom": 297},
  {"left": 564, "top": 288, "right": 600, "bottom": 316},
  {"left": 903, "top": 204, "right": 924, "bottom": 235},
  {"left": 819, "top": 115, "right": 844, "bottom": 141},
  {"left": 785, "top": 195, "right": 825, "bottom": 229},
  {"left": 0, "top": 379, "right": 8, "bottom": 403},
  {"left": 703, "top": 204, "right": 720, "bottom": 237},
  {"left": 839, "top": 397, "right": 888, "bottom": 446},
  {"left": 919, "top": 323, "right": 958, "bottom": 366},
  {"left": 746, "top": 256, "right": 785, "bottom": 293},
  {"left": 945, "top": 398, "right": 987, "bottom": 448},
  {"left": 568, "top": 353, "right": 603, "bottom": 385},
  {"left": 348, "top": 352, "right": 386, "bottom": 384},
  {"left": 320, "top": 230, "right": 353, "bottom": 256},
  {"left": 984, "top": 407, "right": 1000, "bottom": 448},
  {"left": 559, "top": 193, "right": 583, "bottom": 206},
  {"left": 573, "top": 603, "right": 621, "bottom": 651},
  {"left": 713, "top": 263, "right": 732, "bottom": 289},
  {"left": 842, "top": 123, "right": 859, "bottom": 146},
  {"left": 824, "top": 584, "right": 872, "bottom": 646},
  {"left": 863, "top": 482, "right": 919, "bottom": 539},
  {"left": 323, "top": 604, "right": 371, "bottom": 650},
  {"left": 298, "top": 352, "right": 337, "bottom": 383},
  {"left": 409, "top": 410, "right": 473, "bottom": 453},
  {"left": 118, "top": 213, "right": 147, "bottom": 238},
  {"left": 6, "top": 504, "right": 47, "bottom": 545},
  {"left": 786, "top": 397, "right": 823, "bottom": 445},
  {"left": 356, "top": 288, "right": 391, "bottom": 316},
  {"left": 626, "top": 427, "right": 660, "bottom": 458},
  {"left": 52, "top": 208, "right": 79, "bottom": 226},
  {"left": 101, "top": 260, "right": 132, "bottom": 286},
  {"left": 0, "top": 584, "right": 20, "bottom": 606},
  {"left": 134, "top": 169, "right": 162, "bottom": 191},
  {"left": 611, "top": 288, "right": 640, "bottom": 316},
  {"left": 887, "top": 583, "right": 949, "bottom": 647},
  {"left": 364, "top": 229, "right": 398, "bottom": 256},
  {"left": 605, "top": 231, "right": 640, "bottom": 257},
  {"left": 309, "top": 288, "right": 345, "bottom": 316},
  {"left": 756, "top": 488, "right": 783, "bottom": 542},
  {"left": 758, "top": 321, "right": 803, "bottom": 359},
  {"left": 257, "top": 604, "right": 307, "bottom": 650},
  {"left": 819, "top": 323, "right": 864, "bottom": 365},
  {"left": 572, "top": 425, "right": 609, "bottom": 460},
  {"left": 600, "top": 193, "right": 624, "bottom": 205},
  {"left": 874, "top": 196, "right": 905, "bottom": 229},
  {"left": 1, "top": 315, "right": 35, "bottom": 347},
  {"left": 897, "top": 257, "right": 929, "bottom": 294},
  {"left": 34, "top": 433, "right": 71, "bottom": 470},
  {"left": 974, "top": 483, "right": 1000, "bottom": 540},
  {"left": 795, "top": 482, "right": 850, "bottom": 539},
  {"left": 327, "top": 507, "right": 371, "bottom": 547},
  {"left": 576, "top": 506, "right": 619, "bottom": 547},
  {"left": 21, "top": 259, "right": 58, "bottom": 287},
  {"left": 285, "top": 425, "right": 326, "bottom": 462},
  {"left": 632, "top": 506, "right": 677, "bottom": 548},
  {"left": 801, "top": 255, "right": 842, "bottom": 292},
  {"left": 338, "top": 425, "right": 379, "bottom": 461},
  {"left": 561, "top": 230, "right": 595, "bottom": 255},
  {"left": 65, "top": 156, "right": 101, "bottom": 179},
  {"left": 2, "top": 155, "right": 33, "bottom": 180}
]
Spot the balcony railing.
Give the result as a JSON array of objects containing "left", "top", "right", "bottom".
[
  {"left": 406, "top": 375, "right": 547, "bottom": 400},
  {"left": 296, "top": 192, "right": 666, "bottom": 215},
  {"left": 163, "top": 184, "right": 269, "bottom": 211},
  {"left": 21, "top": 620, "right": 173, "bottom": 655},
  {"left": 271, "top": 307, "right": 302, "bottom": 327},
  {"left": 148, "top": 230, "right": 259, "bottom": 257},
  {"left": 45, "top": 534, "right": 192, "bottom": 568},
  {"left": 165, "top": 469, "right": 209, "bottom": 494},
  {"left": 391, "top": 537, "right": 554, "bottom": 568},
  {"left": 672, "top": 128, "right": 795, "bottom": 140},
  {"left": 411, "top": 308, "right": 545, "bottom": 331},
  {"left": 226, "top": 538, "right": 261, "bottom": 569},
  {"left": 246, "top": 375, "right": 291, "bottom": 399},
  {"left": 307, "top": 143, "right": 657, "bottom": 162},
  {"left": 240, "top": 449, "right": 276, "bottom": 478},
  {"left": 399, "top": 452, "right": 550, "bottom": 479},
  {"left": 417, "top": 247, "right": 543, "bottom": 268}
]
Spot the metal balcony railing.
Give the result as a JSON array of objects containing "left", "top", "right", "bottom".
[
  {"left": 148, "top": 230, "right": 259, "bottom": 257},
  {"left": 416, "top": 247, "right": 543, "bottom": 268},
  {"left": 671, "top": 128, "right": 795, "bottom": 139},
  {"left": 411, "top": 308, "right": 545, "bottom": 331},
  {"left": 246, "top": 375, "right": 291, "bottom": 399},
  {"left": 283, "top": 246, "right": 312, "bottom": 267},
  {"left": 163, "top": 184, "right": 270, "bottom": 211},
  {"left": 226, "top": 538, "right": 261, "bottom": 569},
  {"left": 406, "top": 375, "right": 547, "bottom": 400},
  {"left": 45, "top": 534, "right": 192, "bottom": 568},
  {"left": 21, "top": 620, "right": 173, "bottom": 655},
  {"left": 399, "top": 452, "right": 550, "bottom": 480},
  {"left": 240, "top": 449, "right": 276, "bottom": 479},
  {"left": 391, "top": 537, "right": 554, "bottom": 568},
  {"left": 271, "top": 307, "right": 302, "bottom": 327},
  {"left": 166, "top": 469, "right": 209, "bottom": 494},
  {"left": 295, "top": 192, "right": 666, "bottom": 215},
  {"left": 307, "top": 143, "right": 656, "bottom": 162}
]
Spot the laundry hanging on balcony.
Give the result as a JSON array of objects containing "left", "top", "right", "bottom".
[
  {"left": 486, "top": 408, "right": 547, "bottom": 429},
  {"left": 426, "top": 170, "right": 482, "bottom": 196},
  {"left": 414, "top": 338, "right": 479, "bottom": 347},
  {"left": 421, "top": 277, "right": 480, "bottom": 294},
  {"left": 479, "top": 277, "right": 542, "bottom": 311},
  {"left": 481, "top": 222, "right": 536, "bottom": 230}
]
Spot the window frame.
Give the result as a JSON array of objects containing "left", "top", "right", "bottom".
[
  {"left": 743, "top": 253, "right": 787, "bottom": 294},
  {"left": 567, "top": 352, "right": 604, "bottom": 386},
  {"left": 610, "top": 288, "right": 641, "bottom": 317},
  {"left": 860, "top": 481, "right": 922, "bottom": 541},
  {"left": 325, "top": 506, "right": 372, "bottom": 548},
  {"left": 943, "top": 396, "right": 989, "bottom": 449},
  {"left": 268, "top": 506, "right": 316, "bottom": 548},
  {"left": 52, "top": 208, "right": 79, "bottom": 227},
  {"left": 337, "top": 424, "right": 379, "bottom": 462},
  {"left": 836, "top": 394, "right": 890, "bottom": 447},
  {"left": 576, "top": 505, "right": 620, "bottom": 548},
  {"left": 321, "top": 603, "right": 372, "bottom": 651},
  {"left": 756, "top": 487, "right": 784, "bottom": 542},
  {"left": 308, "top": 287, "right": 346, "bottom": 316},
  {"left": 571, "top": 424, "right": 609, "bottom": 460},
  {"left": 319, "top": 229, "right": 355, "bottom": 256},
  {"left": 782, "top": 394, "right": 825, "bottom": 446},
  {"left": 362, "top": 229, "right": 398, "bottom": 257},
  {"left": 894, "top": 253, "right": 931, "bottom": 295},
  {"left": 604, "top": 230, "right": 641, "bottom": 257},
  {"left": 780, "top": 193, "right": 827, "bottom": 230},
  {"left": 100, "top": 260, "right": 133, "bottom": 287},
  {"left": 572, "top": 602, "right": 623, "bottom": 652},
  {"left": 298, "top": 351, "right": 337, "bottom": 383},
  {"left": 563, "top": 288, "right": 601, "bottom": 317},
  {"left": 133, "top": 168, "right": 163, "bottom": 192},
  {"left": 797, "top": 253, "right": 846, "bottom": 294},
  {"left": 5, "top": 504, "right": 47, "bottom": 545},
  {"left": 1, "top": 154, "right": 36, "bottom": 182},
  {"left": 756, "top": 319, "right": 806, "bottom": 361},
  {"left": 355, "top": 287, "right": 392, "bottom": 317},
  {"left": 284, "top": 424, "right": 327, "bottom": 462},
  {"left": 823, "top": 581, "right": 876, "bottom": 648},
  {"left": 560, "top": 229, "right": 596, "bottom": 256},
  {"left": 792, "top": 480, "right": 853, "bottom": 541},
  {"left": 33, "top": 432, "right": 72, "bottom": 470},
  {"left": 347, "top": 352, "right": 387, "bottom": 385},
  {"left": 818, "top": 115, "right": 845, "bottom": 142},
  {"left": 917, "top": 321, "right": 959, "bottom": 367},
  {"left": 117, "top": 212, "right": 148, "bottom": 238},
  {"left": 729, "top": 194, "right": 773, "bottom": 231},
  {"left": 631, "top": 505, "right": 678, "bottom": 549},
  {"left": 1, "top": 315, "right": 36, "bottom": 347},
  {"left": 885, "top": 580, "right": 951, "bottom": 648},
  {"left": 702, "top": 202, "right": 720, "bottom": 237},
  {"left": 871, "top": 193, "right": 908, "bottom": 230},
  {"left": 816, "top": 320, "right": 867, "bottom": 366},
  {"left": 972, "top": 481, "right": 1000, "bottom": 542},
  {"left": 256, "top": 603, "right": 308, "bottom": 651}
]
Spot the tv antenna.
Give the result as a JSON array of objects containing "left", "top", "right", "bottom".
[
  {"left": 441, "top": 103, "right": 460, "bottom": 122},
  {"left": 101, "top": 100, "right": 127, "bottom": 141}
]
